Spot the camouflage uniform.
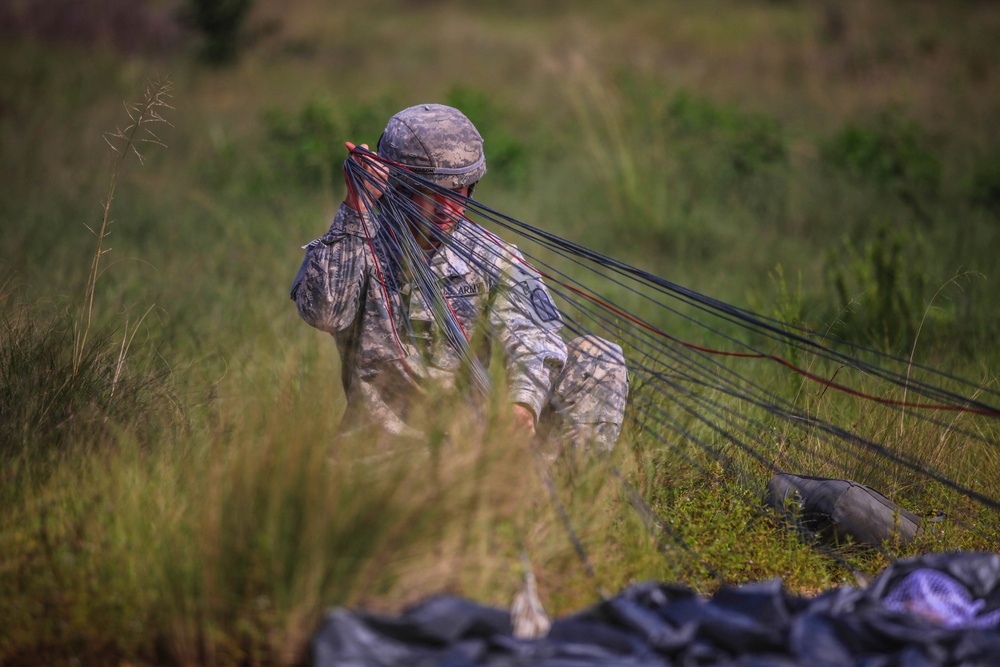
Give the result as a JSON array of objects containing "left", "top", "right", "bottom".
[{"left": 290, "top": 105, "right": 628, "bottom": 450}]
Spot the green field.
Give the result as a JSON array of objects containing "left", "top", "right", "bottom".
[{"left": 2, "top": 1, "right": 1000, "bottom": 663}]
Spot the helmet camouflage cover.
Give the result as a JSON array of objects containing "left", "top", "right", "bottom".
[{"left": 377, "top": 104, "right": 486, "bottom": 190}]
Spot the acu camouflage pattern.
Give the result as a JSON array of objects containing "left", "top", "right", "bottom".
[
  {"left": 377, "top": 104, "right": 487, "bottom": 190},
  {"left": 292, "top": 103, "right": 626, "bottom": 449},
  {"left": 540, "top": 336, "right": 629, "bottom": 453},
  {"left": 292, "top": 205, "right": 629, "bottom": 450}
]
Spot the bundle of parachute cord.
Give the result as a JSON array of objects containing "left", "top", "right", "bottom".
[{"left": 342, "top": 145, "right": 1000, "bottom": 602}]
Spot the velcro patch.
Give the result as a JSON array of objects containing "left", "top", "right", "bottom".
[
  {"left": 443, "top": 279, "right": 486, "bottom": 298},
  {"left": 531, "top": 287, "right": 560, "bottom": 323}
]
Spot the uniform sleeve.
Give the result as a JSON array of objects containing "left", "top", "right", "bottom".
[
  {"left": 488, "top": 247, "right": 568, "bottom": 421},
  {"left": 290, "top": 203, "right": 373, "bottom": 335}
]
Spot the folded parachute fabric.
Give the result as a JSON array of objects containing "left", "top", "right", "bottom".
[
  {"left": 310, "top": 552, "right": 1000, "bottom": 666},
  {"left": 765, "top": 473, "right": 922, "bottom": 547}
]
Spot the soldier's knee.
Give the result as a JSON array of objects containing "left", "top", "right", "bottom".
[
  {"left": 565, "top": 335, "right": 628, "bottom": 389},
  {"left": 560, "top": 335, "right": 629, "bottom": 426}
]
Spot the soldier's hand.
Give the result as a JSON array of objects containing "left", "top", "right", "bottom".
[
  {"left": 512, "top": 403, "right": 536, "bottom": 437},
  {"left": 343, "top": 142, "right": 388, "bottom": 213}
]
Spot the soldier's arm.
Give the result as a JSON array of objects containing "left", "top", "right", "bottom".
[
  {"left": 290, "top": 203, "right": 372, "bottom": 334},
  {"left": 488, "top": 248, "right": 568, "bottom": 425},
  {"left": 291, "top": 142, "right": 386, "bottom": 334}
]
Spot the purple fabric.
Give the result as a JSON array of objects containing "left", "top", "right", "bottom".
[{"left": 883, "top": 568, "right": 1000, "bottom": 629}]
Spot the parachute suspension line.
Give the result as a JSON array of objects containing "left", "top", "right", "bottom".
[
  {"left": 408, "top": 146, "right": 997, "bottom": 459},
  {"left": 345, "top": 148, "right": 632, "bottom": 585},
  {"left": 551, "top": 275, "right": 998, "bottom": 474},
  {"left": 467, "top": 202, "right": 1000, "bottom": 418},
  {"left": 377, "top": 182, "right": 492, "bottom": 395},
  {"left": 556, "top": 298, "right": 1000, "bottom": 513},
  {"left": 531, "top": 443, "right": 602, "bottom": 589},
  {"left": 349, "top": 145, "right": 999, "bottom": 423},
  {"left": 344, "top": 159, "right": 418, "bottom": 387},
  {"left": 452, "top": 206, "right": 843, "bottom": 491},
  {"left": 344, "top": 152, "right": 492, "bottom": 395},
  {"left": 460, "top": 224, "right": 990, "bottom": 486},
  {"left": 342, "top": 146, "right": 1000, "bottom": 564},
  {"left": 465, "top": 198, "right": 1000, "bottom": 415}
]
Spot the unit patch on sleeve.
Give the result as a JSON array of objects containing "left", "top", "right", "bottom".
[{"left": 530, "top": 287, "right": 560, "bottom": 323}]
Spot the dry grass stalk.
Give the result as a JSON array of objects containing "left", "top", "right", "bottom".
[{"left": 73, "top": 76, "right": 173, "bottom": 377}]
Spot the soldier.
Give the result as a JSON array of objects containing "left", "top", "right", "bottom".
[{"left": 291, "top": 104, "right": 628, "bottom": 451}]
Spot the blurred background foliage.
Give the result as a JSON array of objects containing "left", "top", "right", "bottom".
[{"left": 2, "top": 0, "right": 999, "bottom": 663}]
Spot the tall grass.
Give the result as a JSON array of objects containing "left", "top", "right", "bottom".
[
  {"left": 0, "top": 342, "right": 672, "bottom": 663},
  {"left": 2, "top": 1, "right": 1000, "bottom": 663}
]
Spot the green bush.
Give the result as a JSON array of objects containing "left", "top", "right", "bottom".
[
  {"left": 668, "top": 91, "right": 787, "bottom": 177},
  {"left": 664, "top": 90, "right": 789, "bottom": 225},
  {"left": 821, "top": 227, "right": 940, "bottom": 348},
  {"left": 263, "top": 97, "right": 397, "bottom": 192},
  {"left": 564, "top": 81, "right": 790, "bottom": 256},
  {"left": 822, "top": 111, "right": 941, "bottom": 217},
  {"left": 967, "top": 151, "right": 1000, "bottom": 217}
]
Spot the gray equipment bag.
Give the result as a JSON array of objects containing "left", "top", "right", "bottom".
[{"left": 766, "top": 473, "right": 922, "bottom": 547}]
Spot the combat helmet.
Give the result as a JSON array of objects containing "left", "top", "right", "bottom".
[{"left": 377, "top": 104, "right": 486, "bottom": 191}]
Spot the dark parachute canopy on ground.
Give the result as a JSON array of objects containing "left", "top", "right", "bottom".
[{"left": 312, "top": 552, "right": 1000, "bottom": 666}]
